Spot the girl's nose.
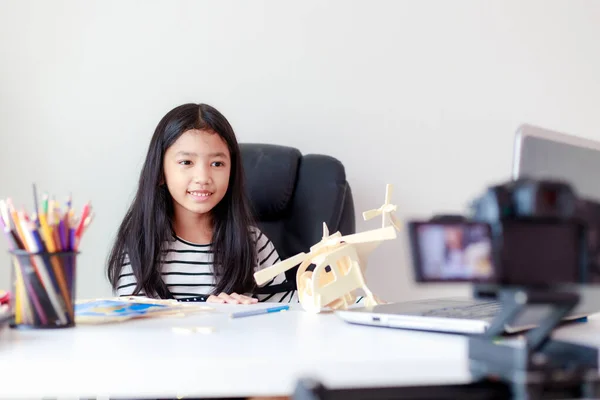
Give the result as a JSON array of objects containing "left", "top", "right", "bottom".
[
  {"left": 194, "top": 175, "right": 211, "bottom": 184},
  {"left": 193, "top": 166, "right": 212, "bottom": 184}
]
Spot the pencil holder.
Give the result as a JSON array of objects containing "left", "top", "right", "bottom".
[{"left": 8, "top": 250, "right": 77, "bottom": 329}]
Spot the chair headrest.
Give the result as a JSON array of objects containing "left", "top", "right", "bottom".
[{"left": 240, "top": 143, "right": 302, "bottom": 220}]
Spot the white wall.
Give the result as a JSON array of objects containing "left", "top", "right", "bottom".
[{"left": 1, "top": 0, "right": 600, "bottom": 302}]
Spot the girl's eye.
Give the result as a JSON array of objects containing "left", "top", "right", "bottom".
[
  {"left": 211, "top": 161, "right": 224, "bottom": 167},
  {"left": 179, "top": 160, "right": 192, "bottom": 166}
]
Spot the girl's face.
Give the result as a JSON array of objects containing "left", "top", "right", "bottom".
[
  {"left": 444, "top": 228, "right": 463, "bottom": 249},
  {"left": 163, "top": 129, "right": 231, "bottom": 220}
]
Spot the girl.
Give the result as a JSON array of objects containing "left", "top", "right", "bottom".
[{"left": 107, "top": 103, "right": 296, "bottom": 304}]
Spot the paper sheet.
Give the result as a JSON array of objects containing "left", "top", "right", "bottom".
[{"left": 75, "top": 296, "right": 214, "bottom": 324}]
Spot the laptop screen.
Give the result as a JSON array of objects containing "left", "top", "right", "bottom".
[{"left": 516, "top": 133, "right": 600, "bottom": 203}]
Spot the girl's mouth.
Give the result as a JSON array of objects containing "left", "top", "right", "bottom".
[{"left": 187, "top": 190, "right": 213, "bottom": 202}]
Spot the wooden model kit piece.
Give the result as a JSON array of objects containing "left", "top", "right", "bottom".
[
  {"left": 254, "top": 184, "right": 401, "bottom": 313},
  {"left": 362, "top": 184, "right": 402, "bottom": 231}
]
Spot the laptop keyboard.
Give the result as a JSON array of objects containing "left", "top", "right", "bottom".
[{"left": 414, "top": 301, "right": 502, "bottom": 320}]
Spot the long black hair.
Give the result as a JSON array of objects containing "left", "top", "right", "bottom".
[{"left": 107, "top": 103, "right": 257, "bottom": 298}]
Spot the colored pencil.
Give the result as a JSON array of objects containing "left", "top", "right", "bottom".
[{"left": 32, "top": 184, "right": 41, "bottom": 228}]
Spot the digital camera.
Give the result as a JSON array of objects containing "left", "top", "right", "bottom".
[{"left": 408, "top": 178, "right": 600, "bottom": 287}]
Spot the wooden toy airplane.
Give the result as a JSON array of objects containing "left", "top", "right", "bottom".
[{"left": 254, "top": 184, "right": 401, "bottom": 313}]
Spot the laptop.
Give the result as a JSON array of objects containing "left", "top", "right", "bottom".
[{"left": 336, "top": 123, "right": 600, "bottom": 334}]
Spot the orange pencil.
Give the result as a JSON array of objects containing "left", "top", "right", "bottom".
[{"left": 7, "top": 199, "right": 29, "bottom": 251}]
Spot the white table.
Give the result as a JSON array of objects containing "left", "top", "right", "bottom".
[{"left": 1, "top": 303, "right": 599, "bottom": 399}]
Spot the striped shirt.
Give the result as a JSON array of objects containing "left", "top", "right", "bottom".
[{"left": 116, "top": 228, "right": 298, "bottom": 303}]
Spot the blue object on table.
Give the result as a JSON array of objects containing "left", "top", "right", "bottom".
[{"left": 230, "top": 305, "right": 289, "bottom": 319}]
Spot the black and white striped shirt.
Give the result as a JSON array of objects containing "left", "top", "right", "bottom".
[{"left": 116, "top": 228, "right": 298, "bottom": 303}]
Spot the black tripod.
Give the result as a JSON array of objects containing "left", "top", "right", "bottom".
[{"left": 293, "top": 289, "right": 600, "bottom": 400}]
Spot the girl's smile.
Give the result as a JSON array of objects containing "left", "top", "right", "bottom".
[{"left": 187, "top": 190, "right": 214, "bottom": 202}]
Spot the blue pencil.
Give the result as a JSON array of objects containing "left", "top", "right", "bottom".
[{"left": 229, "top": 305, "right": 289, "bottom": 319}]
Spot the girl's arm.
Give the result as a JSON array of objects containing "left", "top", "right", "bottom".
[
  {"left": 254, "top": 230, "right": 298, "bottom": 304},
  {"left": 114, "top": 254, "right": 146, "bottom": 297}
]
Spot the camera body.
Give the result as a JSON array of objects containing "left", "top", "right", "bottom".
[{"left": 408, "top": 178, "right": 600, "bottom": 288}]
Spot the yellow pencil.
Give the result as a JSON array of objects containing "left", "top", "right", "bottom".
[
  {"left": 13, "top": 264, "right": 23, "bottom": 324},
  {"left": 39, "top": 212, "right": 56, "bottom": 252}
]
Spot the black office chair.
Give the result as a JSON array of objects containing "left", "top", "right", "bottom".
[{"left": 240, "top": 143, "right": 356, "bottom": 293}]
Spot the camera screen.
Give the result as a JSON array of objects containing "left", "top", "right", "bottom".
[{"left": 409, "top": 222, "right": 495, "bottom": 282}]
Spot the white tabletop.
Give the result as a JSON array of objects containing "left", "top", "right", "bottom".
[{"left": 1, "top": 303, "right": 599, "bottom": 399}]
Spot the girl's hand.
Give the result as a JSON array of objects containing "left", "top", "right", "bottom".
[{"left": 207, "top": 292, "right": 258, "bottom": 305}]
